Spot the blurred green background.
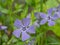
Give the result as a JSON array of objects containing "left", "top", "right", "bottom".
[{"left": 0, "top": 0, "right": 60, "bottom": 45}]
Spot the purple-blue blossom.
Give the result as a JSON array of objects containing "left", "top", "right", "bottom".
[
  {"left": 0, "top": 25, "right": 7, "bottom": 30},
  {"left": 34, "top": 12, "right": 41, "bottom": 27},
  {"left": 13, "top": 18, "right": 35, "bottom": 41},
  {"left": 40, "top": 8, "right": 59, "bottom": 26}
]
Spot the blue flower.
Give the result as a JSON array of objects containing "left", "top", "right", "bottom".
[
  {"left": 0, "top": 24, "right": 7, "bottom": 30},
  {"left": 40, "top": 8, "right": 58, "bottom": 26},
  {"left": 13, "top": 17, "right": 35, "bottom": 41},
  {"left": 34, "top": 12, "right": 41, "bottom": 27}
]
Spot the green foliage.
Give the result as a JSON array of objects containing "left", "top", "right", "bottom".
[
  {"left": 52, "top": 19, "right": 60, "bottom": 37},
  {"left": 0, "top": 0, "right": 60, "bottom": 45}
]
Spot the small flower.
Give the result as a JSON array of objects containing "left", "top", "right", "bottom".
[
  {"left": 13, "top": 18, "right": 35, "bottom": 41},
  {"left": 34, "top": 12, "right": 41, "bottom": 27},
  {"left": 40, "top": 8, "right": 58, "bottom": 26},
  {"left": 0, "top": 25, "right": 7, "bottom": 30},
  {"left": 34, "top": 20, "right": 40, "bottom": 27},
  {"left": 0, "top": 23, "right": 7, "bottom": 30}
]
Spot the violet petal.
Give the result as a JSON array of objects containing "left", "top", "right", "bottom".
[
  {"left": 22, "top": 18, "right": 30, "bottom": 27},
  {"left": 14, "top": 19, "right": 23, "bottom": 28},
  {"left": 22, "top": 31, "right": 30, "bottom": 41},
  {"left": 47, "top": 8, "right": 53, "bottom": 15},
  {"left": 13, "top": 29, "right": 22, "bottom": 38},
  {"left": 40, "top": 13, "right": 47, "bottom": 19},
  {"left": 40, "top": 19, "right": 47, "bottom": 25},
  {"left": 48, "top": 20, "right": 55, "bottom": 26},
  {"left": 52, "top": 14, "right": 59, "bottom": 20},
  {"left": 26, "top": 26, "right": 35, "bottom": 34}
]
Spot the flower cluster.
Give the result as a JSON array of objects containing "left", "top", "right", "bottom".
[
  {"left": 35, "top": 6, "right": 60, "bottom": 26},
  {"left": 1, "top": 5, "right": 60, "bottom": 41},
  {"left": 13, "top": 5, "right": 60, "bottom": 41}
]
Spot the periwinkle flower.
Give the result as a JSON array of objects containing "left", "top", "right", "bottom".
[
  {"left": 34, "top": 12, "right": 41, "bottom": 27},
  {"left": 40, "top": 8, "right": 58, "bottom": 26},
  {"left": 0, "top": 25, "right": 7, "bottom": 30},
  {"left": 13, "top": 18, "right": 35, "bottom": 41}
]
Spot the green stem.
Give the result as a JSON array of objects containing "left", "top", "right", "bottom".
[{"left": 40, "top": 0, "right": 43, "bottom": 12}]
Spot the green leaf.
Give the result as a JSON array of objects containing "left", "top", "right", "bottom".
[
  {"left": 13, "top": 9, "right": 22, "bottom": 13},
  {"left": 0, "top": 6, "right": 9, "bottom": 14},
  {"left": 21, "top": 5, "right": 28, "bottom": 19}
]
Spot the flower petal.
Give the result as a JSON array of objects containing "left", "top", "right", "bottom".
[
  {"left": 40, "top": 19, "right": 47, "bottom": 25},
  {"left": 34, "top": 12, "right": 40, "bottom": 19},
  {"left": 48, "top": 20, "right": 55, "bottom": 26},
  {"left": 27, "top": 14, "right": 31, "bottom": 18},
  {"left": 53, "top": 8, "right": 58, "bottom": 12},
  {"left": 22, "top": 31, "right": 30, "bottom": 41},
  {"left": 14, "top": 19, "right": 23, "bottom": 28},
  {"left": 13, "top": 29, "right": 22, "bottom": 38},
  {"left": 34, "top": 20, "right": 40, "bottom": 27},
  {"left": 22, "top": 18, "right": 30, "bottom": 27},
  {"left": 51, "top": 14, "right": 59, "bottom": 20},
  {"left": 40, "top": 13, "right": 47, "bottom": 19},
  {"left": 57, "top": 5, "right": 60, "bottom": 11},
  {"left": 55, "top": 11, "right": 60, "bottom": 18},
  {"left": 47, "top": 8, "right": 53, "bottom": 15},
  {"left": 26, "top": 25, "right": 35, "bottom": 34}
]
